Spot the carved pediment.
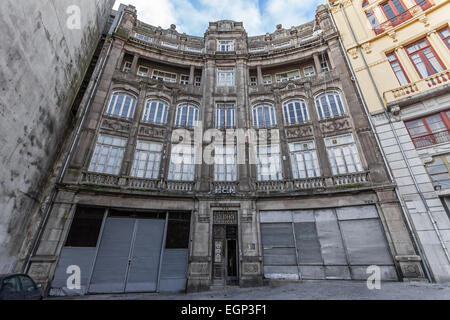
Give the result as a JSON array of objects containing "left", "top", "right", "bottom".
[{"left": 101, "top": 118, "right": 131, "bottom": 133}]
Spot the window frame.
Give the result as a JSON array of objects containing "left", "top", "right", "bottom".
[
  {"left": 214, "top": 145, "right": 238, "bottom": 182},
  {"left": 275, "top": 69, "right": 301, "bottom": 83},
  {"left": 123, "top": 61, "right": 132, "bottom": 73},
  {"left": 137, "top": 66, "right": 149, "bottom": 77},
  {"left": 303, "top": 66, "right": 316, "bottom": 77},
  {"left": 438, "top": 26, "right": 450, "bottom": 49},
  {"left": 380, "top": 0, "right": 411, "bottom": 27},
  {"left": 217, "top": 40, "right": 235, "bottom": 52},
  {"left": 105, "top": 92, "right": 137, "bottom": 120},
  {"left": 263, "top": 75, "right": 273, "bottom": 85},
  {"left": 425, "top": 154, "right": 450, "bottom": 190},
  {"left": 88, "top": 134, "right": 127, "bottom": 175},
  {"left": 282, "top": 98, "right": 310, "bottom": 126},
  {"left": 405, "top": 37, "right": 446, "bottom": 79},
  {"left": 217, "top": 68, "right": 235, "bottom": 87},
  {"left": 180, "top": 74, "right": 190, "bottom": 85},
  {"left": 215, "top": 103, "right": 236, "bottom": 129},
  {"left": 152, "top": 69, "right": 178, "bottom": 83},
  {"left": 314, "top": 91, "right": 346, "bottom": 120},
  {"left": 252, "top": 103, "right": 277, "bottom": 129},
  {"left": 142, "top": 98, "right": 169, "bottom": 125},
  {"left": 325, "top": 133, "right": 364, "bottom": 176},
  {"left": 168, "top": 144, "right": 196, "bottom": 181},
  {"left": 130, "top": 140, "right": 163, "bottom": 180},
  {"left": 250, "top": 76, "right": 257, "bottom": 86},
  {"left": 405, "top": 111, "right": 450, "bottom": 148},
  {"left": 175, "top": 103, "right": 200, "bottom": 128},
  {"left": 288, "top": 140, "right": 321, "bottom": 180},
  {"left": 255, "top": 144, "right": 283, "bottom": 181},
  {"left": 387, "top": 51, "right": 410, "bottom": 86}
]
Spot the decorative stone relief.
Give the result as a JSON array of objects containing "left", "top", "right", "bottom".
[
  {"left": 320, "top": 117, "right": 351, "bottom": 134},
  {"left": 190, "top": 262, "right": 210, "bottom": 275},
  {"left": 348, "top": 48, "right": 358, "bottom": 59},
  {"left": 362, "top": 42, "right": 371, "bottom": 54},
  {"left": 101, "top": 118, "right": 131, "bottom": 133},
  {"left": 243, "top": 263, "right": 260, "bottom": 274},
  {"left": 285, "top": 125, "right": 314, "bottom": 139},
  {"left": 138, "top": 125, "right": 167, "bottom": 138}
]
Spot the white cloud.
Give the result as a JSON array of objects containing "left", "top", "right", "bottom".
[{"left": 113, "top": 0, "right": 326, "bottom": 36}]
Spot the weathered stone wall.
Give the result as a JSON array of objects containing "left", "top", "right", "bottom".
[{"left": 0, "top": 0, "right": 114, "bottom": 273}]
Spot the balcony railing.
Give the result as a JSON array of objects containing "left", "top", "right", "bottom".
[
  {"left": 255, "top": 180, "right": 288, "bottom": 192},
  {"left": 384, "top": 70, "right": 450, "bottom": 104},
  {"left": 412, "top": 130, "right": 450, "bottom": 148},
  {"left": 332, "top": 171, "right": 370, "bottom": 186},
  {"left": 292, "top": 177, "right": 326, "bottom": 190},
  {"left": 375, "top": 0, "right": 434, "bottom": 33}
]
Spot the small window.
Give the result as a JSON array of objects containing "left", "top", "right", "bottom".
[
  {"left": 320, "top": 57, "right": 330, "bottom": 72},
  {"left": 263, "top": 75, "right": 272, "bottom": 85},
  {"left": 106, "top": 92, "right": 137, "bottom": 119},
  {"left": 123, "top": 61, "right": 132, "bottom": 73},
  {"left": 425, "top": 155, "right": 450, "bottom": 190},
  {"left": 137, "top": 66, "right": 149, "bottom": 77},
  {"left": 315, "top": 91, "right": 346, "bottom": 120},
  {"left": 65, "top": 207, "right": 105, "bottom": 247},
  {"left": 217, "top": 40, "right": 235, "bottom": 52},
  {"left": 303, "top": 66, "right": 316, "bottom": 77},
  {"left": 180, "top": 75, "right": 190, "bottom": 85},
  {"left": 217, "top": 68, "right": 235, "bottom": 86},
  {"left": 152, "top": 70, "right": 177, "bottom": 83},
  {"left": 195, "top": 76, "right": 202, "bottom": 87},
  {"left": 381, "top": 0, "right": 411, "bottom": 27},
  {"left": 250, "top": 76, "right": 257, "bottom": 86},
  {"left": 387, "top": 52, "right": 409, "bottom": 86},
  {"left": 276, "top": 70, "right": 300, "bottom": 83}
]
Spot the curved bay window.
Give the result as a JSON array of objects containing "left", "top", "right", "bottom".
[
  {"left": 175, "top": 103, "right": 199, "bottom": 128},
  {"left": 106, "top": 92, "right": 137, "bottom": 119},
  {"left": 283, "top": 99, "right": 309, "bottom": 126},
  {"left": 252, "top": 103, "right": 277, "bottom": 128},
  {"left": 315, "top": 91, "right": 346, "bottom": 120},
  {"left": 142, "top": 99, "right": 169, "bottom": 125}
]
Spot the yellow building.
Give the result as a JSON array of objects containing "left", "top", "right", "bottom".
[{"left": 329, "top": 0, "right": 450, "bottom": 282}]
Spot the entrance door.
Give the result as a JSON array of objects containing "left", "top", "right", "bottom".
[
  {"left": 212, "top": 217, "right": 239, "bottom": 286},
  {"left": 89, "top": 216, "right": 166, "bottom": 293}
]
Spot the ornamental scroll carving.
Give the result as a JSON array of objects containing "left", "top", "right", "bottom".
[
  {"left": 138, "top": 125, "right": 167, "bottom": 138},
  {"left": 320, "top": 117, "right": 351, "bottom": 134},
  {"left": 285, "top": 125, "right": 313, "bottom": 139},
  {"left": 101, "top": 118, "right": 131, "bottom": 133}
]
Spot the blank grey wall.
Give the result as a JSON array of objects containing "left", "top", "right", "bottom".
[{"left": 0, "top": 0, "right": 115, "bottom": 273}]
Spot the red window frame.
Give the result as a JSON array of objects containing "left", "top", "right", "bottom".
[
  {"left": 380, "top": 0, "right": 412, "bottom": 27},
  {"left": 438, "top": 26, "right": 450, "bottom": 50},
  {"left": 366, "top": 10, "right": 384, "bottom": 35},
  {"left": 387, "top": 52, "right": 410, "bottom": 85},
  {"left": 415, "top": 0, "right": 432, "bottom": 10},
  {"left": 406, "top": 38, "right": 446, "bottom": 79},
  {"left": 405, "top": 111, "right": 450, "bottom": 147}
]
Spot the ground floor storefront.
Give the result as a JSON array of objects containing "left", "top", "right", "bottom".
[{"left": 27, "top": 189, "right": 427, "bottom": 296}]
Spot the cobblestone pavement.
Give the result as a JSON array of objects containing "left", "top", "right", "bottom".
[{"left": 49, "top": 280, "right": 450, "bottom": 300}]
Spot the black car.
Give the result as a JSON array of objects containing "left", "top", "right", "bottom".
[{"left": 0, "top": 274, "right": 43, "bottom": 300}]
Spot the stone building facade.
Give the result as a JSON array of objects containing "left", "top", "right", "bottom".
[
  {"left": 27, "top": 4, "right": 429, "bottom": 296},
  {"left": 0, "top": 0, "right": 115, "bottom": 274},
  {"left": 328, "top": 0, "right": 450, "bottom": 282}
]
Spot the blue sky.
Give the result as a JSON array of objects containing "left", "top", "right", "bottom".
[{"left": 113, "top": 0, "right": 326, "bottom": 36}]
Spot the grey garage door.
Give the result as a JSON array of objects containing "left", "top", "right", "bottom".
[{"left": 260, "top": 205, "right": 398, "bottom": 281}]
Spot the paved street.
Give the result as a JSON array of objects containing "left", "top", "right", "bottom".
[{"left": 49, "top": 280, "right": 450, "bottom": 300}]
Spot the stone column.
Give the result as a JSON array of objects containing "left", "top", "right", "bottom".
[
  {"left": 313, "top": 53, "right": 322, "bottom": 74},
  {"left": 130, "top": 53, "right": 140, "bottom": 75},
  {"left": 257, "top": 65, "right": 264, "bottom": 85},
  {"left": 189, "top": 65, "right": 195, "bottom": 85},
  {"left": 326, "top": 48, "right": 335, "bottom": 70}
]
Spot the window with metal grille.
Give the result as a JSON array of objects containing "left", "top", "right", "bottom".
[
  {"left": 325, "top": 134, "right": 363, "bottom": 175},
  {"left": 283, "top": 99, "right": 309, "bottom": 125},
  {"left": 88, "top": 135, "right": 127, "bottom": 175},
  {"left": 130, "top": 141, "right": 163, "bottom": 179},
  {"left": 405, "top": 111, "right": 450, "bottom": 148},
  {"left": 105, "top": 92, "right": 137, "bottom": 119},
  {"left": 142, "top": 99, "right": 169, "bottom": 125},
  {"left": 289, "top": 141, "right": 321, "bottom": 179},
  {"left": 315, "top": 91, "right": 346, "bottom": 120}
]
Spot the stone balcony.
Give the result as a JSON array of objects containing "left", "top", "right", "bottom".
[
  {"left": 384, "top": 69, "right": 450, "bottom": 105},
  {"left": 79, "top": 171, "right": 372, "bottom": 195}
]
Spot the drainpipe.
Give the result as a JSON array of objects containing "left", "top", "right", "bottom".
[
  {"left": 23, "top": 5, "right": 126, "bottom": 274},
  {"left": 328, "top": 3, "right": 444, "bottom": 282}
]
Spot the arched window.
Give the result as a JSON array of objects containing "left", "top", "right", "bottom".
[
  {"left": 283, "top": 99, "right": 309, "bottom": 125},
  {"left": 315, "top": 91, "right": 346, "bottom": 120},
  {"left": 106, "top": 92, "right": 137, "bottom": 119},
  {"left": 252, "top": 103, "right": 277, "bottom": 128},
  {"left": 142, "top": 99, "right": 169, "bottom": 125},
  {"left": 175, "top": 103, "right": 199, "bottom": 128}
]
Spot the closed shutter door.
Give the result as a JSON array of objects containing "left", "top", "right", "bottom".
[
  {"left": 89, "top": 218, "right": 135, "bottom": 293},
  {"left": 159, "top": 249, "right": 189, "bottom": 292},
  {"left": 125, "top": 219, "right": 165, "bottom": 292}
]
